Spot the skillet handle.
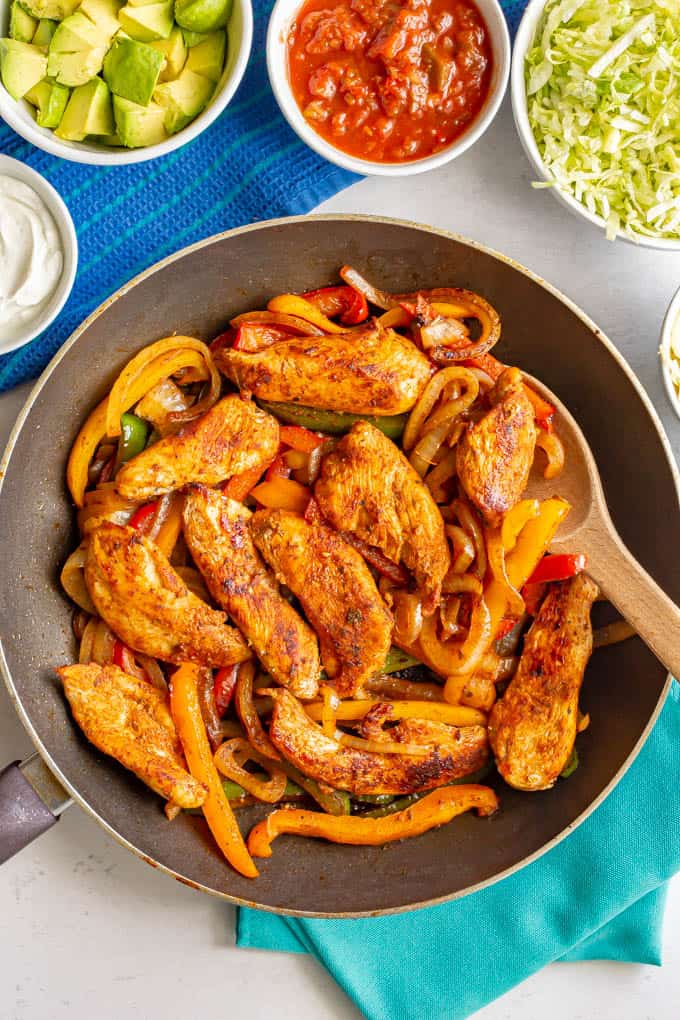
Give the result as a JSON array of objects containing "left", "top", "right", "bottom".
[{"left": 0, "top": 753, "right": 72, "bottom": 865}]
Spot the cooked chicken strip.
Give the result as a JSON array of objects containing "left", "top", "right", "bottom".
[
  {"left": 216, "top": 325, "right": 433, "bottom": 416},
  {"left": 489, "top": 574, "right": 598, "bottom": 791},
  {"left": 315, "top": 421, "right": 450, "bottom": 612},
  {"left": 116, "top": 395, "right": 279, "bottom": 503},
  {"left": 85, "top": 522, "right": 251, "bottom": 668},
  {"left": 456, "top": 368, "right": 537, "bottom": 526},
  {"left": 250, "top": 509, "right": 392, "bottom": 696},
  {"left": 269, "top": 688, "right": 489, "bottom": 795},
  {"left": 58, "top": 663, "right": 206, "bottom": 809},
  {"left": 182, "top": 486, "right": 320, "bottom": 699}
]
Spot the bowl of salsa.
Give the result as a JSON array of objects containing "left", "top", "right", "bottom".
[{"left": 267, "top": 0, "right": 510, "bottom": 175}]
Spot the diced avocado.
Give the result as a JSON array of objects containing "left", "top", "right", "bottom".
[
  {"left": 24, "top": 75, "right": 70, "bottom": 126},
  {"left": 0, "top": 39, "right": 47, "bottom": 98},
  {"left": 153, "top": 65, "right": 212, "bottom": 132},
  {"left": 185, "top": 28, "right": 224, "bottom": 82},
  {"left": 95, "top": 130, "right": 121, "bottom": 143},
  {"left": 150, "top": 25, "right": 185, "bottom": 81},
  {"left": 20, "top": 0, "right": 81, "bottom": 20},
  {"left": 79, "top": 0, "right": 123, "bottom": 37},
  {"left": 174, "top": 0, "right": 231, "bottom": 34},
  {"left": 50, "top": 11, "right": 110, "bottom": 50},
  {"left": 48, "top": 46, "right": 106, "bottom": 84},
  {"left": 113, "top": 93, "right": 166, "bottom": 145},
  {"left": 103, "top": 36, "right": 162, "bottom": 105},
  {"left": 55, "top": 74, "right": 114, "bottom": 139},
  {"left": 10, "top": 3, "right": 38, "bottom": 43},
  {"left": 32, "top": 18, "right": 58, "bottom": 47},
  {"left": 180, "top": 28, "right": 207, "bottom": 46},
  {"left": 118, "top": 0, "right": 173, "bottom": 42}
]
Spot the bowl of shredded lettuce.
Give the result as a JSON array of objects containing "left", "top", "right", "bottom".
[{"left": 512, "top": 0, "right": 680, "bottom": 247}]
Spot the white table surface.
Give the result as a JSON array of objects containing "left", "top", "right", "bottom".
[{"left": 2, "top": 96, "right": 680, "bottom": 1020}]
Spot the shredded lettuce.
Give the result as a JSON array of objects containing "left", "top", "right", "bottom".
[{"left": 525, "top": 0, "right": 680, "bottom": 241}]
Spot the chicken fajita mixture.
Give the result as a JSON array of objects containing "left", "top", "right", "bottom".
[{"left": 58, "top": 268, "right": 633, "bottom": 878}]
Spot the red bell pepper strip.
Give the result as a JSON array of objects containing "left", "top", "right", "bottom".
[
  {"left": 232, "top": 323, "right": 295, "bottom": 351},
  {"left": 341, "top": 532, "right": 409, "bottom": 585},
  {"left": 521, "top": 582, "right": 547, "bottom": 616},
  {"left": 210, "top": 329, "right": 237, "bottom": 355},
  {"left": 279, "top": 424, "right": 326, "bottom": 452},
  {"left": 112, "top": 640, "right": 150, "bottom": 682},
  {"left": 527, "top": 553, "right": 587, "bottom": 585},
  {"left": 214, "top": 664, "right": 239, "bottom": 717},
  {"left": 222, "top": 464, "right": 268, "bottom": 501},
  {"left": 300, "top": 285, "right": 369, "bottom": 325},
  {"left": 129, "top": 500, "right": 160, "bottom": 531},
  {"left": 495, "top": 617, "right": 517, "bottom": 641},
  {"left": 265, "top": 453, "right": 292, "bottom": 482}
]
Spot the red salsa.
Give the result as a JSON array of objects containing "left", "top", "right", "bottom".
[{"left": 287, "top": 0, "right": 493, "bottom": 164}]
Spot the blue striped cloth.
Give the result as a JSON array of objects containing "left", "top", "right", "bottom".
[{"left": 0, "top": 0, "right": 529, "bottom": 392}]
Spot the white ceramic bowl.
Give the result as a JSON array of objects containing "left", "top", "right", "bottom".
[
  {"left": 659, "top": 284, "right": 680, "bottom": 420},
  {"left": 0, "top": 0, "right": 253, "bottom": 165},
  {"left": 0, "top": 154, "right": 78, "bottom": 354},
  {"left": 511, "top": 0, "right": 680, "bottom": 251},
  {"left": 267, "top": 0, "right": 510, "bottom": 177}
]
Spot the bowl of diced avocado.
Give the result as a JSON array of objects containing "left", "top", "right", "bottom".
[{"left": 0, "top": 0, "right": 252, "bottom": 162}]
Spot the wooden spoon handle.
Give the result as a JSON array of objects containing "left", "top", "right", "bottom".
[{"left": 585, "top": 525, "right": 680, "bottom": 679}]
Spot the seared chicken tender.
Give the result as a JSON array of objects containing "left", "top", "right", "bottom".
[
  {"left": 250, "top": 510, "right": 392, "bottom": 696},
  {"left": 116, "top": 395, "right": 279, "bottom": 503},
  {"left": 456, "top": 368, "right": 537, "bottom": 526},
  {"left": 489, "top": 574, "right": 598, "bottom": 791},
  {"left": 216, "top": 325, "right": 433, "bottom": 416},
  {"left": 85, "top": 522, "right": 251, "bottom": 668},
  {"left": 182, "top": 486, "right": 320, "bottom": 699},
  {"left": 315, "top": 421, "right": 450, "bottom": 612},
  {"left": 269, "top": 688, "right": 489, "bottom": 795},
  {"left": 58, "top": 663, "right": 206, "bottom": 809}
]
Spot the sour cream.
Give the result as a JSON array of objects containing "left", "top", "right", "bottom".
[{"left": 0, "top": 175, "right": 64, "bottom": 344}]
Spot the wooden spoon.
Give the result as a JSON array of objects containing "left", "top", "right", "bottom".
[{"left": 523, "top": 374, "right": 680, "bottom": 678}]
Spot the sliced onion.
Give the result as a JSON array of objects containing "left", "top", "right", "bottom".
[
  {"left": 61, "top": 544, "right": 97, "bottom": 614},
  {"left": 451, "top": 499, "right": 487, "bottom": 580},
  {"left": 439, "top": 595, "right": 461, "bottom": 638},
  {"left": 77, "top": 483, "right": 138, "bottom": 538},
  {"left": 424, "top": 450, "right": 458, "bottom": 502},
  {"left": 320, "top": 683, "right": 340, "bottom": 739},
  {"left": 486, "top": 527, "right": 525, "bottom": 617},
  {"left": 336, "top": 731, "right": 431, "bottom": 757},
  {"left": 392, "top": 591, "right": 424, "bottom": 646},
  {"left": 409, "top": 418, "right": 453, "bottom": 476},
  {"left": 339, "top": 266, "right": 396, "bottom": 310},
  {"left": 593, "top": 620, "right": 636, "bottom": 648},
  {"left": 418, "top": 595, "right": 492, "bottom": 677},
  {"left": 229, "top": 310, "right": 325, "bottom": 335},
  {"left": 444, "top": 674, "right": 496, "bottom": 711},
  {"left": 420, "top": 316, "right": 469, "bottom": 349},
  {"left": 441, "top": 571, "right": 483, "bottom": 595},
  {"left": 235, "top": 662, "right": 280, "bottom": 760},
  {"left": 404, "top": 367, "right": 477, "bottom": 452},
  {"left": 445, "top": 525, "right": 475, "bottom": 575},
  {"left": 214, "top": 737, "right": 288, "bottom": 803},
  {"left": 135, "top": 378, "right": 193, "bottom": 437}
]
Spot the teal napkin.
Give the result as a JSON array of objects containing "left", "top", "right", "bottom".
[{"left": 236, "top": 681, "right": 680, "bottom": 1019}]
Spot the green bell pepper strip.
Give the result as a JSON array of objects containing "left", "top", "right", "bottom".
[
  {"left": 117, "top": 413, "right": 149, "bottom": 464},
  {"left": 560, "top": 748, "right": 579, "bottom": 779},
  {"left": 276, "top": 759, "right": 351, "bottom": 816},
  {"left": 257, "top": 400, "right": 408, "bottom": 440},
  {"left": 382, "top": 646, "right": 423, "bottom": 674}
]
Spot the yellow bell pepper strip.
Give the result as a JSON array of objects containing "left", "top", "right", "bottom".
[
  {"left": 67, "top": 348, "right": 213, "bottom": 507},
  {"left": 170, "top": 663, "right": 258, "bottom": 879},
  {"left": 501, "top": 499, "right": 540, "bottom": 553},
  {"left": 247, "top": 785, "right": 499, "bottom": 857},
  {"left": 105, "top": 337, "right": 219, "bottom": 438},
  {"left": 250, "top": 477, "right": 311, "bottom": 514},
  {"left": 484, "top": 497, "right": 570, "bottom": 638},
  {"left": 304, "top": 699, "right": 487, "bottom": 728},
  {"left": 267, "top": 294, "right": 346, "bottom": 333}
]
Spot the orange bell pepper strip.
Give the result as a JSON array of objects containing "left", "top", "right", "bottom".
[
  {"left": 485, "top": 496, "right": 570, "bottom": 638},
  {"left": 279, "top": 424, "right": 326, "bottom": 452},
  {"left": 267, "top": 295, "right": 346, "bottom": 334},
  {"left": 251, "top": 477, "right": 311, "bottom": 513},
  {"left": 247, "top": 785, "right": 499, "bottom": 857},
  {"left": 170, "top": 663, "right": 258, "bottom": 879},
  {"left": 222, "top": 463, "right": 268, "bottom": 501}
]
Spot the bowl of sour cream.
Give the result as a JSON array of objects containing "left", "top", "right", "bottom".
[
  {"left": 660, "top": 284, "right": 680, "bottom": 421},
  {"left": 0, "top": 155, "right": 77, "bottom": 355}
]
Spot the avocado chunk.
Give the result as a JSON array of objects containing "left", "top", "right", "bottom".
[
  {"left": 24, "top": 75, "right": 70, "bottom": 126},
  {"left": 174, "top": 0, "right": 231, "bottom": 34},
  {"left": 48, "top": 11, "right": 115, "bottom": 85},
  {"left": 21, "top": 0, "right": 81, "bottom": 20},
  {"left": 118, "top": 0, "right": 173, "bottom": 43},
  {"left": 55, "top": 74, "right": 114, "bottom": 139},
  {"left": 150, "top": 25, "right": 185, "bottom": 81},
  {"left": 153, "top": 65, "right": 212, "bottom": 132},
  {"left": 79, "top": 0, "right": 123, "bottom": 37},
  {"left": 10, "top": 3, "right": 38, "bottom": 43},
  {"left": 32, "top": 18, "right": 58, "bottom": 47},
  {"left": 185, "top": 28, "right": 224, "bottom": 82},
  {"left": 103, "top": 36, "right": 163, "bottom": 105},
  {"left": 180, "top": 28, "right": 207, "bottom": 46},
  {"left": 95, "top": 130, "right": 122, "bottom": 143},
  {"left": 0, "top": 38, "right": 47, "bottom": 98},
  {"left": 113, "top": 93, "right": 166, "bottom": 145}
]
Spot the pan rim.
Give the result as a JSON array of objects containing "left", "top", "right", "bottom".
[{"left": 0, "top": 213, "right": 677, "bottom": 918}]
